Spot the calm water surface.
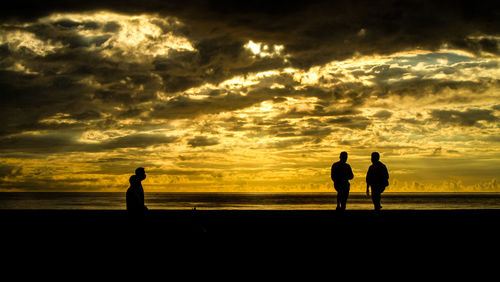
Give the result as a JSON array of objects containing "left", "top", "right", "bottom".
[{"left": 1, "top": 192, "right": 500, "bottom": 210}]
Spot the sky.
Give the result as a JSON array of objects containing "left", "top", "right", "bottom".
[{"left": 0, "top": 0, "right": 499, "bottom": 192}]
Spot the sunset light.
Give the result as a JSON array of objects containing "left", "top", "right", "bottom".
[{"left": 0, "top": 3, "right": 499, "bottom": 194}]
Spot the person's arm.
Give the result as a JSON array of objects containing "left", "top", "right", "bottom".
[
  {"left": 385, "top": 165, "right": 389, "bottom": 183},
  {"left": 366, "top": 167, "right": 371, "bottom": 197},
  {"left": 140, "top": 186, "right": 148, "bottom": 211},
  {"left": 330, "top": 164, "right": 335, "bottom": 182},
  {"left": 347, "top": 165, "right": 354, "bottom": 180}
]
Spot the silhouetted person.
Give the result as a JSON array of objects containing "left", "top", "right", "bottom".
[
  {"left": 331, "top": 151, "right": 354, "bottom": 210},
  {"left": 126, "top": 167, "right": 148, "bottom": 216},
  {"left": 366, "top": 152, "right": 389, "bottom": 211}
]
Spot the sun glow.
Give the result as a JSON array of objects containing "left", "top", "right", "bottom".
[{"left": 244, "top": 40, "right": 285, "bottom": 58}]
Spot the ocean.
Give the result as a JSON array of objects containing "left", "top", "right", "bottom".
[{"left": 1, "top": 192, "right": 500, "bottom": 210}]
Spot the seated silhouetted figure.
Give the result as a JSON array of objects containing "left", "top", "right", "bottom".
[
  {"left": 366, "top": 152, "right": 389, "bottom": 211},
  {"left": 126, "top": 167, "right": 148, "bottom": 216},
  {"left": 331, "top": 151, "right": 354, "bottom": 210}
]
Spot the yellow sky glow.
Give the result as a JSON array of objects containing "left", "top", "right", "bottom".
[{"left": 0, "top": 11, "right": 499, "bottom": 193}]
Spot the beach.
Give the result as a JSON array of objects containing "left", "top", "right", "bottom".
[
  {"left": 2, "top": 209, "right": 499, "bottom": 239},
  {"left": 2, "top": 208, "right": 499, "bottom": 272},
  {"left": 2, "top": 193, "right": 499, "bottom": 244}
]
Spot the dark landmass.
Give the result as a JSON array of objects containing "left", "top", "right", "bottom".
[
  {"left": 3, "top": 209, "right": 496, "bottom": 275},
  {"left": 2, "top": 209, "right": 499, "bottom": 239},
  {"left": 2, "top": 209, "right": 499, "bottom": 264},
  {"left": 1, "top": 209, "right": 498, "bottom": 275}
]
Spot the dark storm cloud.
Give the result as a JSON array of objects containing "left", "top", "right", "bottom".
[
  {"left": 0, "top": 165, "right": 22, "bottom": 178},
  {"left": 266, "top": 137, "right": 315, "bottom": 149},
  {"left": 399, "top": 118, "right": 425, "bottom": 125},
  {"left": 429, "top": 109, "right": 498, "bottom": 126},
  {"left": 187, "top": 136, "right": 220, "bottom": 147},
  {"left": 0, "top": 12, "right": 295, "bottom": 134},
  {"left": 279, "top": 106, "right": 362, "bottom": 119},
  {"left": 451, "top": 37, "right": 500, "bottom": 56},
  {"left": 152, "top": 37, "right": 268, "bottom": 92},
  {"left": 151, "top": 36, "right": 291, "bottom": 93},
  {"left": 378, "top": 78, "right": 496, "bottom": 98},
  {"left": 0, "top": 21, "right": 162, "bottom": 135},
  {"left": 263, "top": 119, "right": 333, "bottom": 139},
  {"left": 0, "top": 133, "right": 178, "bottom": 153},
  {"left": 351, "top": 65, "right": 410, "bottom": 82},
  {"left": 151, "top": 93, "right": 264, "bottom": 119},
  {"left": 0, "top": 66, "right": 152, "bottom": 136},
  {"left": 373, "top": 110, "right": 393, "bottom": 119},
  {"left": 98, "top": 133, "right": 178, "bottom": 150},
  {"left": 182, "top": 0, "right": 500, "bottom": 69},
  {"left": 0, "top": 69, "right": 96, "bottom": 136},
  {"left": 2, "top": 1, "right": 498, "bottom": 113},
  {"left": 326, "top": 116, "right": 372, "bottom": 130},
  {"left": 150, "top": 78, "right": 377, "bottom": 121},
  {"left": 0, "top": 0, "right": 499, "bottom": 155},
  {"left": 2, "top": 1, "right": 499, "bottom": 67}
]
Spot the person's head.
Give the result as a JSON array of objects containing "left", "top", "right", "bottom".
[
  {"left": 339, "top": 151, "right": 348, "bottom": 163},
  {"left": 135, "top": 167, "right": 146, "bottom": 181},
  {"left": 371, "top": 152, "right": 380, "bottom": 163}
]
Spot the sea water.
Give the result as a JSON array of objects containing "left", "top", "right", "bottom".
[{"left": 1, "top": 192, "right": 500, "bottom": 210}]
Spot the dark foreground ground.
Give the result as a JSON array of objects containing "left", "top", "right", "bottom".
[
  {"left": 2, "top": 209, "right": 500, "bottom": 269},
  {"left": 2, "top": 209, "right": 497, "bottom": 278},
  {"left": 2, "top": 209, "right": 499, "bottom": 239}
]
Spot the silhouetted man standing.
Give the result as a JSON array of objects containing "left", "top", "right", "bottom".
[
  {"left": 126, "top": 167, "right": 148, "bottom": 216},
  {"left": 331, "top": 151, "right": 354, "bottom": 210},
  {"left": 366, "top": 152, "right": 389, "bottom": 211}
]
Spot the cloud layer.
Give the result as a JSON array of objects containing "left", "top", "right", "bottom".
[{"left": 0, "top": 1, "right": 499, "bottom": 192}]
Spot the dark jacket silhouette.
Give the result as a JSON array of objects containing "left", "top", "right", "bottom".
[
  {"left": 331, "top": 152, "right": 354, "bottom": 210},
  {"left": 366, "top": 161, "right": 389, "bottom": 189},
  {"left": 366, "top": 155, "right": 389, "bottom": 211},
  {"left": 331, "top": 161, "right": 354, "bottom": 191},
  {"left": 126, "top": 174, "right": 147, "bottom": 214}
]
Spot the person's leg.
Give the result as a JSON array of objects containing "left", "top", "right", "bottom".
[
  {"left": 340, "top": 188, "right": 349, "bottom": 210},
  {"left": 336, "top": 191, "right": 341, "bottom": 210},
  {"left": 371, "top": 187, "right": 382, "bottom": 210},
  {"left": 337, "top": 190, "right": 346, "bottom": 210},
  {"left": 345, "top": 188, "right": 350, "bottom": 210},
  {"left": 379, "top": 186, "right": 385, "bottom": 209}
]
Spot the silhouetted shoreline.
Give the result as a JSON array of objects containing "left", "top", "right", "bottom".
[
  {"left": 2, "top": 209, "right": 499, "bottom": 238},
  {"left": 3, "top": 209, "right": 499, "bottom": 263}
]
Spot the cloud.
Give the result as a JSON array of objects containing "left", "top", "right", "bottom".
[
  {"left": 266, "top": 137, "right": 314, "bottom": 149},
  {"left": 326, "top": 116, "right": 371, "bottom": 130},
  {"left": 399, "top": 118, "right": 425, "bottom": 125},
  {"left": 373, "top": 110, "right": 393, "bottom": 119},
  {"left": 1, "top": 4, "right": 498, "bottom": 137},
  {"left": 2, "top": 1, "right": 499, "bottom": 66},
  {"left": 0, "top": 165, "right": 22, "bottom": 178},
  {"left": 0, "top": 132, "right": 178, "bottom": 153},
  {"left": 278, "top": 106, "right": 362, "bottom": 119},
  {"left": 187, "top": 136, "right": 219, "bottom": 147},
  {"left": 150, "top": 92, "right": 268, "bottom": 119},
  {"left": 432, "top": 147, "right": 442, "bottom": 156},
  {"left": 429, "top": 109, "right": 498, "bottom": 126},
  {"left": 98, "top": 133, "right": 178, "bottom": 150},
  {"left": 1, "top": 2, "right": 500, "bottom": 192}
]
